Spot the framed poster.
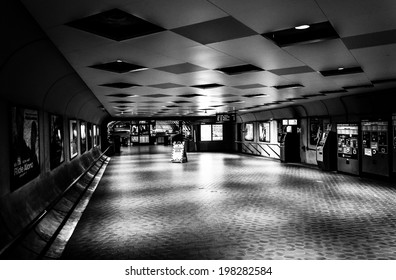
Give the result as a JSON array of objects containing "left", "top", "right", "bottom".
[
  {"left": 200, "top": 124, "right": 211, "bottom": 141},
  {"left": 69, "top": 120, "right": 78, "bottom": 159},
  {"left": 212, "top": 124, "right": 223, "bottom": 141},
  {"left": 244, "top": 123, "right": 254, "bottom": 141},
  {"left": 10, "top": 107, "right": 40, "bottom": 191},
  {"left": 259, "top": 122, "right": 270, "bottom": 142},
  {"left": 80, "top": 121, "right": 87, "bottom": 154},
  {"left": 50, "top": 114, "right": 64, "bottom": 170},
  {"left": 87, "top": 123, "right": 92, "bottom": 150}
]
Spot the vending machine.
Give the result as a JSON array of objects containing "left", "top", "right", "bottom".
[
  {"left": 280, "top": 119, "right": 300, "bottom": 163},
  {"left": 337, "top": 124, "right": 359, "bottom": 175},
  {"left": 316, "top": 124, "right": 337, "bottom": 171},
  {"left": 361, "top": 121, "right": 389, "bottom": 177}
]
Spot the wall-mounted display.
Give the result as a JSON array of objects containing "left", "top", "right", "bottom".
[
  {"left": 212, "top": 124, "right": 223, "bottom": 141},
  {"left": 10, "top": 107, "right": 40, "bottom": 191},
  {"left": 259, "top": 122, "right": 270, "bottom": 142},
  {"left": 80, "top": 121, "right": 87, "bottom": 154},
  {"left": 50, "top": 114, "right": 64, "bottom": 170},
  {"left": 244, "top": 123, "right": 254, "bottom": 141},
  {"left": 87, "top": 123, "right": 92, "bottom": 150},
  {"left": 200, "top": 124, "right": 212, "bottom": 141},
  {"left": 70, "top": 120, "right": 78, "bottom": 159}
]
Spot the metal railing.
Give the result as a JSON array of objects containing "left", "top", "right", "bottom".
[{"left": 0, "top": 146, "right": 111, "bottom": 259}]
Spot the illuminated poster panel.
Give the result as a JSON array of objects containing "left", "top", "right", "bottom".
[
  {"left": 212, "top": 124, "right": 223, "bottom": 141},
  {"left": 10, "top": 107, "right": 40, "bottom": 191},
  {"left": 259, "top": 122, "right": 270, "bottom": 142},
  {"left": 50, "top": 114, "right": 64, "bottom": 170},
  {"left": 80, "top": 121, "right": 87, "bottom": 154},
  {"left": 87, "top": 123, "right": 92, "bottom": 150},
  {"left": 200, "top": 124, "right": 211, "bottom": 141},
  {"left": 96, "top": 126, "right": 100, "bottom": 146},
  {"left": 70, "top": 120, "right": 78, "bottom": 159},
  {"left": 244, "top": 123, "right": 254, "bottom": 141},
  {"left": 93, "top": 124, "right": 97, "bottom": 146}
]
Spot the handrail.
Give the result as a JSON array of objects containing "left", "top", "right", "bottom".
[{"left": 0, "top": 146, "right": 111, "bottom": 258}]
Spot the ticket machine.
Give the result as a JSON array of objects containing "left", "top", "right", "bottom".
[
  {"left": 337, "top": 124, "right": 359, "bottom": 175},
  {"left": 361, "top": 121, "right": 389, "bottom": 177},
  {"left": 317, "top": 124, "right": 337, "bottom": 171},
  {"left": 280, "top": 119, "right": 300, "bottom": 163}
]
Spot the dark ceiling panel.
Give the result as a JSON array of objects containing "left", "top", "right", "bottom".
[
  {"left": 66, "top": 8, "right": 165, "bottom": 41},
  {"left": 191, "top": 83, "right": 224, "bottom": 89},
  {"left": 343, "top": 29, "right": 396, "bottom": 49},
  {"left": 146, "top": 94, "right": 171, "bottom": 98},
  {"left": 215, "top": 64, "right": 263, "bottom": 75},
  {"left": 156, "top": 63, "right": 207, "bottom": 74},
  {"left": 89, "top": 60, "right": 147, "bottom": 73},
  {"left": 106, "top": 93, "right": 135, "bottom": 98},
  {"left": 171, "top": 16, "right": 257, "bottom": 45},
  {"left": 319, "top": 89, "right": 348, "bottom": 94},
  {"left": 99, "top": 82, "right": 141, "bottom": 88},
  {"left": 269, "top": 66, "right": 315, "bottom": 76},
  {"left": 233, "top": 84, "right": 267, "bottom": 89},
  {"left": 262, "top": 21, "right": 339, "bottom": 47},
  {"left": 149, "top": 83, "right": 185, "bottom": 89},
  {"left": 320, "top": 67, "right": 364, "bottom": 76},
  {"left": 343, "top": 84, "right": 374, "bottom": 90},
  {"left": 243, "top": 93, "right": 267, "bottom": 98},
  {"left": 178, "top": 93, "right": 205, "bottom": 98},
  {"left": 272, "top": 84, "right": 304, "bottom": 90}
]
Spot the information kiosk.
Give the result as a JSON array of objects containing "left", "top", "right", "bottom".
[
  {"left": 337, "top": 124, "right": 359, "bottom": 175},
  {"left": 361, "top": 121, "right": 389, "bottom": 177},
  {"left": 280, "top": 119, "right": 300, "bottom": 163},
  {"left": 316, "top": 124, "right": 336, "bottom": 171}
]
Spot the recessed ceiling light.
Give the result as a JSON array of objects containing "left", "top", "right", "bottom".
[
  {"left": 338, "top": 67, "right": 344, "bottom": 71},
  {"left": 116, "top": 59, "right": 123, "bottom": 63},
  {"left": 295, "top": 24, "right": 310, "bottom": 30}
]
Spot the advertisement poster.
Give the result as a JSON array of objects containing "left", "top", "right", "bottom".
[
  {"left": 244, "top": 123, "right": 254, "bottom": 141},
  {"left": 10, "top": 107, "right": 40, "bottom": 191},
  {"left": 87, "top": 123, "right": 92, "bottom": 150},
  {"left": 70, "top": 120, "right": 78, "bottom": 159},
  {"left": 310, "top": 118, "right": 322, "bottom": 146},
  {"left": 259, "top": 122, "right": 270, "bottom": 142},
  {"left": 50, "top": 114, "right": 64, "bottom": 170},
  {"left": 212, "top": 124, "right": 223, "bottom": 141},
  {"left": 96, "top": 126, "right": 100, "bottom": 146},
  {"left": 80, "top": 121, "right": 87, "bottom": 154},
  {"left": 93, "top": 124, "right": 97, "bottom": 146}
]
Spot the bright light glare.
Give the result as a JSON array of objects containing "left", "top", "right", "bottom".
[{"left": 295, "top": 24, "right": 310, "bottom": 30}]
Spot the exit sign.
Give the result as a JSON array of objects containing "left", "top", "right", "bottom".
[{"left": 216, "top": 113, "right": 236, "bottom": 123}]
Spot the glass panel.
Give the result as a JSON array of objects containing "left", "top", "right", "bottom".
[{"left": 200, "top": 124, "right": 212, "bottom": 141}]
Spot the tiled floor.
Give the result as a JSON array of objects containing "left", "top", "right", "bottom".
[{"left": 61, "top": 145, "right": 396, "bottom": 260}]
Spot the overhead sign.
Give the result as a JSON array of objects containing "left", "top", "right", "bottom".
[{"left": 216, "top": 113, "right": 236, "bottom": 123}]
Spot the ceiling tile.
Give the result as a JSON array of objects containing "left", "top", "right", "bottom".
[
  {"left": 209, "top": 35, "right": 305, "bottom": 70},
  {"left": 209, "top": 0, "right": 327, "bottom": 33},
  {"left": 123, "top": 0, "right": 228, "bottom": 29},
  {"left": 171, "top": 16, "right": 257, "bottom": 45},
  {"left": 343, "top": 29, "right": 396, "bottom": 49},
  {"left": 315, "top": 0, "right": 396, "bottom": 37},
  {"left": 284, "top": 38, "right": 358, "bottom": 71}
]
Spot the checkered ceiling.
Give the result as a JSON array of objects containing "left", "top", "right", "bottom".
[{"left": 20, "top": 0, "right": 396, "bottom": 118}]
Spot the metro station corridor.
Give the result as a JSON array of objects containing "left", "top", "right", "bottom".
[{"left": 61, "top": 146, "right": 396, "bottom": 260}]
